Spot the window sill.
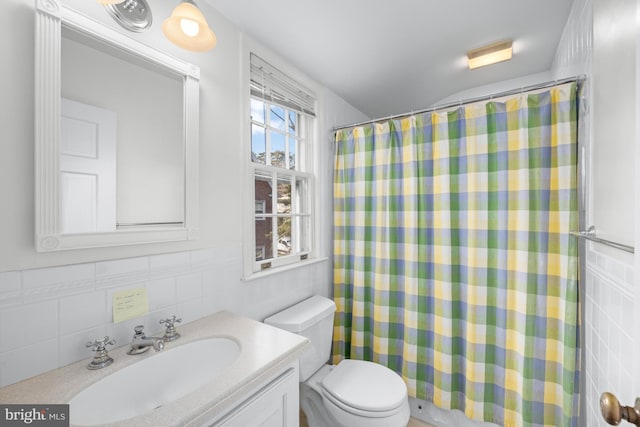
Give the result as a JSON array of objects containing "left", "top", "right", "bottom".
[{"left": 242, "top": 257, "right": 328, "bottom": 282}]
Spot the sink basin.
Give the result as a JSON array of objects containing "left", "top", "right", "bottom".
[{"left": 69, "top": 337, "right": 240, "bottom": 425}]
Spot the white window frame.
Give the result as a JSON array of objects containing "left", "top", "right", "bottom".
[
  {"left": 241, "top": 47, "right": 319, "bottom": 279},
  {"left": 255, "top": 200, "right": 266, "bottom": 220}
]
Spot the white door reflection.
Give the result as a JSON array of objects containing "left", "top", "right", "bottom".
[{"left": 60, "top": 98, "right": 116, "bottom": 234}]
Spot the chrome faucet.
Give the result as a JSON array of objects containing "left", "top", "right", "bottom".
[
  {"left": 159, "top": 315, "right": 182, "bottom": 342},
  {"left": 127, "top": 325, "right": 164, "bottom": 355},
  {"left": 86, "top": 336, "right": 116, "bottom": 370}
]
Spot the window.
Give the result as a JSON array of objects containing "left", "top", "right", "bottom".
[
  {"left": 247, "top": 53, "right": 316, "bottom": 273},
  {"left": 255, "top": 200, "right": 266, "bottom": 220}
]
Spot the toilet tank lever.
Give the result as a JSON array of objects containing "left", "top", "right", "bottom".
[{"left": 600, "top": 392, "right": 640, "bottom": 426}]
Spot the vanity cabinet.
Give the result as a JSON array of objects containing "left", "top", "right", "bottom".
[
  {"left": 207, "top": 362, "right": 299, "bottom": 427},
  {"left": 0, "top": 312, "right": 307, "bottom": 427}
]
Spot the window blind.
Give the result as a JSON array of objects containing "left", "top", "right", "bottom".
[{"left": 250, "top": 53, "right": 316, "bottom": 117}]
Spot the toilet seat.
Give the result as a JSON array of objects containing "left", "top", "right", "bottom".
[{"left": 321, "top": 359, "right": 407, "bottom": 418}]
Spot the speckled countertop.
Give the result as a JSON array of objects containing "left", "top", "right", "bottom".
[{"left": 0, "top": 311, "right": 309, "bottom": 426}]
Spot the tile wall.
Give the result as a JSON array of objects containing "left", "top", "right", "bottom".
[
  {"left": 0, "top": 249, "right": 323, "bottom": 387},
  {"left": 552, "top": 0, "right": 638, "bottom": 425},
  {"left": 584, "top": 246, "right": 636, "bottom": 426}
]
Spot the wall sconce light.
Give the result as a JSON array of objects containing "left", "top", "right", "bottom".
[
  {"left": 96, "top": 0, "right": 216, "bottom": 52},
  {"left": 99, "top": 0, "right": 152, "bottom": 33},
  {"left": 467, "top": 40, "right": 513, "bottom": 70},
  {"left": 162, "top": 0, "right": 217, "bottom": 52}
]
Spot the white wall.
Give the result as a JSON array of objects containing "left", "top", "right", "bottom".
[
  {"left": 434, "top": 70, "right": 553, "bottom": 106},
  {"left": 0, "top": 0, "right": 367, "bottom": 386},
  {"left": 552, "top": 1, "right": 639, "bottom": 426}
]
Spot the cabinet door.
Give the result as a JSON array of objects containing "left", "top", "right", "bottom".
[{"left": 213, "top": 367, "right": 299, "bottom": 427}]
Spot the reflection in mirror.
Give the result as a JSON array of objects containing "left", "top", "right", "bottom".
[
  {"left": 60, "top": 97, "right": 117, "bottom": 233},
  {"left": 35, "top": 0, "right": 200, "bottom": 251},
  {"left": 61, "top": 27, "right": 184, "bottom": 231}
]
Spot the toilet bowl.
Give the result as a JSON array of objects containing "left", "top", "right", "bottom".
[{"left": 264, "top": 296, "right": 410, "bottom": 427}]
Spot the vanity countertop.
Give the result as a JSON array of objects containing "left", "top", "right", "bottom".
[{"left": 0, "top": 311, "right": 309, "bottom": 426}]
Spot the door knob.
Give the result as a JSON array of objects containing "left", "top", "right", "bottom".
[{"left": 600, "top": 392, "right": 640, "bottom": 426}]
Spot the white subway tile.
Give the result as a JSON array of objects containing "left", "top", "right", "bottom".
[
  {"left": 621, "top": 296, "right": 634, "bottom": 330},
  {"left": 59, "top": 325, "right": 107, "bottom": 367},
  {"left": 619, "top": 366, "right": 634, "bottom": 405},
  {"left": 0, "top": 249, "right": 238, "bottom": 385},
  {"left": 148, "top": 278, "right": 176, "bottom": 311},
  {"left": 96, "top": 257, "right": 149, "bottom": 280},
  {"left": 201, "top": 291, "right": 230, "bottom": 317},
  {"left": 149, "top": 252, "right": 190, "bottom": 274},
  {"left": 585, "top": 272, "right": 593, "bottom": 296},
  {"left": 59, "top": 291, "right": 107, "bottom": 335},
  {"left": 23, "top": 264, "right": 95, "bottom": 289},
  {"left": 610, "top": 290, "right": 623, "bottom": 328},
  {"left": 22, "top": 264, "right": 95, "bottom": 301},
  {"left": 177, "top": 298, "right": 205, "bottom": 324},
  {"left": 591, "top": 273, "right": 601, "bottom": 309},
  {"left": 624, "top": 266, "right": 634, "bottom": 287},
  {"left": 595, "top": 253, "right": 608, "bottom": 272},
  {"left": 601, "top": 285, "right": 613, "bottom": 324},
  {"left": 202, "top": 260, "right": 242, "bottom": 293},
  {"left": 0, "top": 300, "right": 58, "bottom": 353},
  {"left": 607, "top": 258, "right": 626, "bottom": 283},
  {"left": 0, "top": 272, "right": 21, "bottom": 307},
  {"left": 0, "top": 339, "right": 59, "bottom": 387},
  {"left": 176, "top": 273, "right": 202, "bottom": 302},
  {"left": 147, "top": 307, "right": 178, "bottom": 336},
  {"left": 201, "top": 268, "right": 218, "bottom": 292},
  {"left": 190, "top": 249, "right": 216, "bottom": 269}
]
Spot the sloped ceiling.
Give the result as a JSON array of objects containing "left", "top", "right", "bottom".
[{"left": 208, "top": 0, "right": 575, "bottom": 118}]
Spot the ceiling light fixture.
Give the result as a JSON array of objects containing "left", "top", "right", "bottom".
[
  {"left": 163, "top": 0, "right": 217, "bottom": 52},
  {"left": 467, "top": 40, "right": 513, "bottom": 70}
]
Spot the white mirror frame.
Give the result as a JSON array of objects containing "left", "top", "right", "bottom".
[{"left": 35, "top": 0, "right": 200, "bottom": 252}]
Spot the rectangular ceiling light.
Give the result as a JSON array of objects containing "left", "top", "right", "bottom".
[{"left": 467, "top": 40, "right": 513, "bottom": 70}]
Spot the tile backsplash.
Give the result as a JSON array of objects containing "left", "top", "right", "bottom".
[
  {"left": 0, "top": 250, "right": 216, "bottom": 386},
  {"left": 583, "top": 245, "right": 635, "bottom": 427},
  {"left": 0, "top": 249, "right": 322, "bottom": 387}
]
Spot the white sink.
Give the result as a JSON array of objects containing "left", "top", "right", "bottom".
[{"left": 69, "top": 337, "right": 240, "bottom": 425}]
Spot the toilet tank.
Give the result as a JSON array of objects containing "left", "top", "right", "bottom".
[{"left": 264, "top": 296, "right": 336, "bottom": 382}]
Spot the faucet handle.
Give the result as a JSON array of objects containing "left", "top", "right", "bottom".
[
  {"left": 133, "top": 325, "right": 145, "bottom": 336},
  {"left": 86, "top": 336, "right": 116, "bottom": 370},
  {"left": 160, "top": 315, "right": 182, "bottom": 327},
  {"left": 159, "top": 315, "right": 182, "bottom": 342},
  {"left": 86, "top": 336, "right": 116, "bottom": 352}
]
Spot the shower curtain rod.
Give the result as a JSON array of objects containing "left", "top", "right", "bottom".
[{"left": 332, "top": 75, "right": 584, "bottom": 133}]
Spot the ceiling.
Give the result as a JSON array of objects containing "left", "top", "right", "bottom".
[{"left": 208, "top": 0, "right": 575, "bottom": 119}]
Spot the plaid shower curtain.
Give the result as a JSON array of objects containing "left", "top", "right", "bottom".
[{"left": 332, "top": 83, "right": 579, "bottom": 427}]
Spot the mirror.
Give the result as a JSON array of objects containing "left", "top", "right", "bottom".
[{"left": 35, "top": 0, "right": 200, "bottom": 251}]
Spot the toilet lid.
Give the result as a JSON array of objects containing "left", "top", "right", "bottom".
[{"left": 321, "top": 359, "right": 407, "bottom": 413}]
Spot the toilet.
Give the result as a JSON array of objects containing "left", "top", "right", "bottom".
[{"left": 264, "top": 295, "right": 410, "bottom": 427}]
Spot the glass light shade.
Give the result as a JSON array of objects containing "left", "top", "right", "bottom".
[
  {"left": 467, "top": 40, "right": 513, "bottom": 70},
  {"left": 163, "top": 2, "right": 216, "bottom": 52},
  {"left": 97, "top": 0, "right": 126, "bottom": 4},
  {"left": 180, "top": 19, "right": 200, "bottom": 37}
]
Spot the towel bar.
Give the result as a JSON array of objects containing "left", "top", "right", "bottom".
[{"left": 570, "top": 226, "right": 634, "bottom": 254}]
